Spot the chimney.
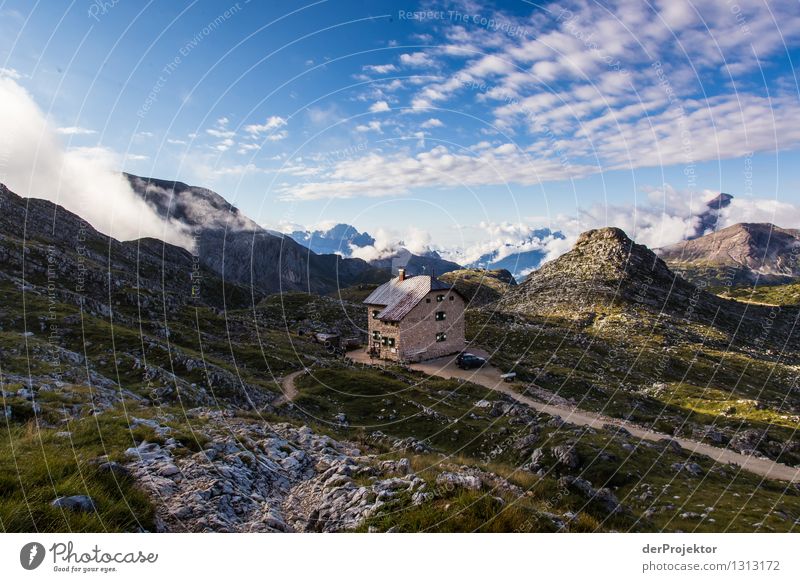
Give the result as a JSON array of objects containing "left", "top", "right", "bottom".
[{"left": 398, "top": 268, "right": 406, "bottom": 281}]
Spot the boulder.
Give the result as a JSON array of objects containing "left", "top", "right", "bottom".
[
  {"left": 551, "top": 444, "right": 580, "bottom": 469},
  {"left": 51, "top": 495, "right": 96, "bottom": 513},
  {"left": 436, "top": 472, "right": 482, "bottom": 491}
]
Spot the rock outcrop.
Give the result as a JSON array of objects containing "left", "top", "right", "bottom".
[{"left": 124, "top": 410, "right": 428, "bottom": 532}]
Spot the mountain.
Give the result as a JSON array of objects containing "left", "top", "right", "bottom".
[
  {"left": 367, "top": 247, "right": 462, "bottom": 277},
  {"left": 0, "top": 182, "right": 251, "bottom": 319},
  {"left": 287, "top": 222, "right": 462, "bottom": 276},
  {"left": 498, "top": 226, "right": 795, "bottom": 341},
  {"left": 466, "top": 228, "right": 566, "bottom": 279},
  {"left": 286, "top": 223, "right": 375, "bottom": 255},
  {"left": 656, "top": 222, "right": 800, "bottom": 286},
  {"left": 127, "top": 175, "right": 389, "bottom": 294},
  {"left": 439, "top": 268, "right": 517, "bottom": 306}
]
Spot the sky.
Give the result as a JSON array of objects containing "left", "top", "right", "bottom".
[{"left": 2, "top": 0, "right": 800, "bottom": 263}]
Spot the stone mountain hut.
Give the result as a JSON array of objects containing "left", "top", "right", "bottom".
[{"left": 363, "top": 268, "right": 466, "bottom": 362}]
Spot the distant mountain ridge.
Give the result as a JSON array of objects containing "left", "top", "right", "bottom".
[
  {"left": 126, "top": 174, "right": 388, "bottom": 294},
  {"left": 0, "top": 182, "right": 252, "bottom": 318},
  {"left": 287, "top": 223, "right": 375, "bottom": 255},
  {"left": 657, "top": 222, "right": 800, "bottom": 286},
  {"left": 464, "top": 228, "right": 566, "bottom": 279},
  {"left": 286, "top": 222, "right": 462, "bottom": 277}
]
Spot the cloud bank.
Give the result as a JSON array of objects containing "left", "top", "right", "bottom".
[{"left": 0, "top": 72, "right": 192, "bottom": 249}]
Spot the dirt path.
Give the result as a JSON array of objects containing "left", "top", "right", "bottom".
[
  {"left": 348, "top": 349, "right": 800, "bottom": 483},
  {"left": 273, "top": 369, "right": 304, "bottom": 407}
]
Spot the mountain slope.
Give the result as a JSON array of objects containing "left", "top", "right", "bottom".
[
  {"left": 0, "top": 182, "right": 251, "bottom": 317},
  {"left": 439, "top": 268, "right": 517, "bottom": 306},
  {"left": 367, "top": 247, "right": 462, "bottom": 277},
  {"left": 127, "top": 174, "right": 389, "bottom": 294},
  {"left": 657, "top": 222, "right": 800, "bottom": 286}
]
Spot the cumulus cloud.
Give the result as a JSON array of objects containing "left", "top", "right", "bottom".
[
  {"left": 400, "top": 52, "right": 435, "bottom": 68},
  {"left": 368, "top": 100, "right": 390, "bottom": 113},
  {"left": 534, "top": 187, "right": 800, "bottom": 264},
  {"left": 354, "top": 120, "right": 382, "bottom": 133},
  {"left": 244, "top": 115, "right": 288, "bottom": 136},
  {"left": 444, "top": 221, "right": 564, "bottom": 266},
  {"left": 349, "top": 226, "right": 434, "bottom": 262},
  {"left": 363, "top": 64, "right": 397, "bottom": 74},
  {"left": 421, "top": 118, "right": 444, "bottom": 128},
  {"left": 444, "top": 186, "right": 800, "bottom": 272},
  {"left": 55, "top": 126, "right": 96, "bottom": 136},
  {"left": 0, "top": 73, "right": 192, "bottom": 248},
  {"left": 718, "top": 198, "right": 800, "bottom": 229}
]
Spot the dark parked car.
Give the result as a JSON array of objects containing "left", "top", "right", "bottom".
[{"left": 456, "top": 352, "right": 487, "bottom": 369}]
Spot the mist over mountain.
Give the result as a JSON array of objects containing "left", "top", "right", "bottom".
[{"left": 690, "top": 192, "right": 733, "bottom": 239}]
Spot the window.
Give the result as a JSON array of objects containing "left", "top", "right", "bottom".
[
  {"left": 372, "top": 330, "right": 381, "bottom": 340},
  {"left": 436, "top": 294, "right": 445, "bottom": 302},
  {"left": 450, "top": 295, "right": 455, "bottom": 301},
  {"left": 435, "top": 311, "right": 446, "bottom": 321},
  {"left": 382, "top": 336, "right": 396, "bottom": 347},
  {"left": 372, "top": 310, "right": 380, "bottom": 319},
  {"left": 426, "top": 298, "right": 431, "bottom": 303},
  {"left": 436, "top": 332, "right": 447, "bottom": 342}
]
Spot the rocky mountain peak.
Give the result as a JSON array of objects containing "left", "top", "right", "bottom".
[
  {"left": 499, "top": 227, "right": 698, "bottom": 321},
  {"left": 549, "top": 226, "right": 669, "bottom": 284}
]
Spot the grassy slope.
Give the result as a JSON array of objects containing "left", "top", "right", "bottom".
[
  {"left": 3, "top": 273, "right": 799, "bottom": 532},
  {"left": 0, "top": 284, "right": 346, "bottom": 531},
  {"left": 467, "top": 306, "right": 800, "bottom": 465},
  {"left": 292, "top": 364, "right": 800, "bottom": 532},
  {"left": 712, "top": 282, "right": 800, "bottom": 306}
]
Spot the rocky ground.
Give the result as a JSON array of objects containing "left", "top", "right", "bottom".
[{"left": 122, "top": 410, "right": 537, "bottom": 533}]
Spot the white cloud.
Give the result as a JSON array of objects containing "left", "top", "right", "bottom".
[
  {"left": 213, "top": 138, "right": 234, "bottom": 152},
  {"left": 368, "top": 100, "right": 390, "bottom": 113},
  {"left": 237, "top": 143, "right": 261, "bottom": 154},
  {"left": 363, "top": 63, "right": 397, "bottom": 74},
  {"left": 421, "top": 118, "right": 444, "bottom": 128},
  {"left": 355, "top": 120, "right": 382, "bottom": 133},
  {"left": 397, "top": 0, "right": 800, "bottom": 178},
  {"left": 55, "top": 126, "right": 96, "bottom": 136},
  {"left": 0, "top": 75, "right": 192, "bottom": 248},
  {"left": 206, "top": 127, "right": 235, "bottom": 138},
  {"left": 349, "top": 226, "right": 434, "bottom": 262},
  {"left": 445, "top": 221, "right": 563, "bottom": 266},
  {"left": 279, "top": 143, "right": 596, "bottom": 201},
  {"left": 244, "top": 115, "right": 287, "bottom": 136},
  {"left": 400, "top": 52, "right": 435, "bottom": 68},
  {"left": 0, "top": 67, "right": 21, "bottom": 79}
]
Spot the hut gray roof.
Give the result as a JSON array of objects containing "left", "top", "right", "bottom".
[{"left": 364, "top": 275, "right": 454, "bottom": 322}]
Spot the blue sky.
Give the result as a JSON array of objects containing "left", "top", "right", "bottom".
[{"left": 2, "top": 0, "right": 800, "bottom": 261}]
